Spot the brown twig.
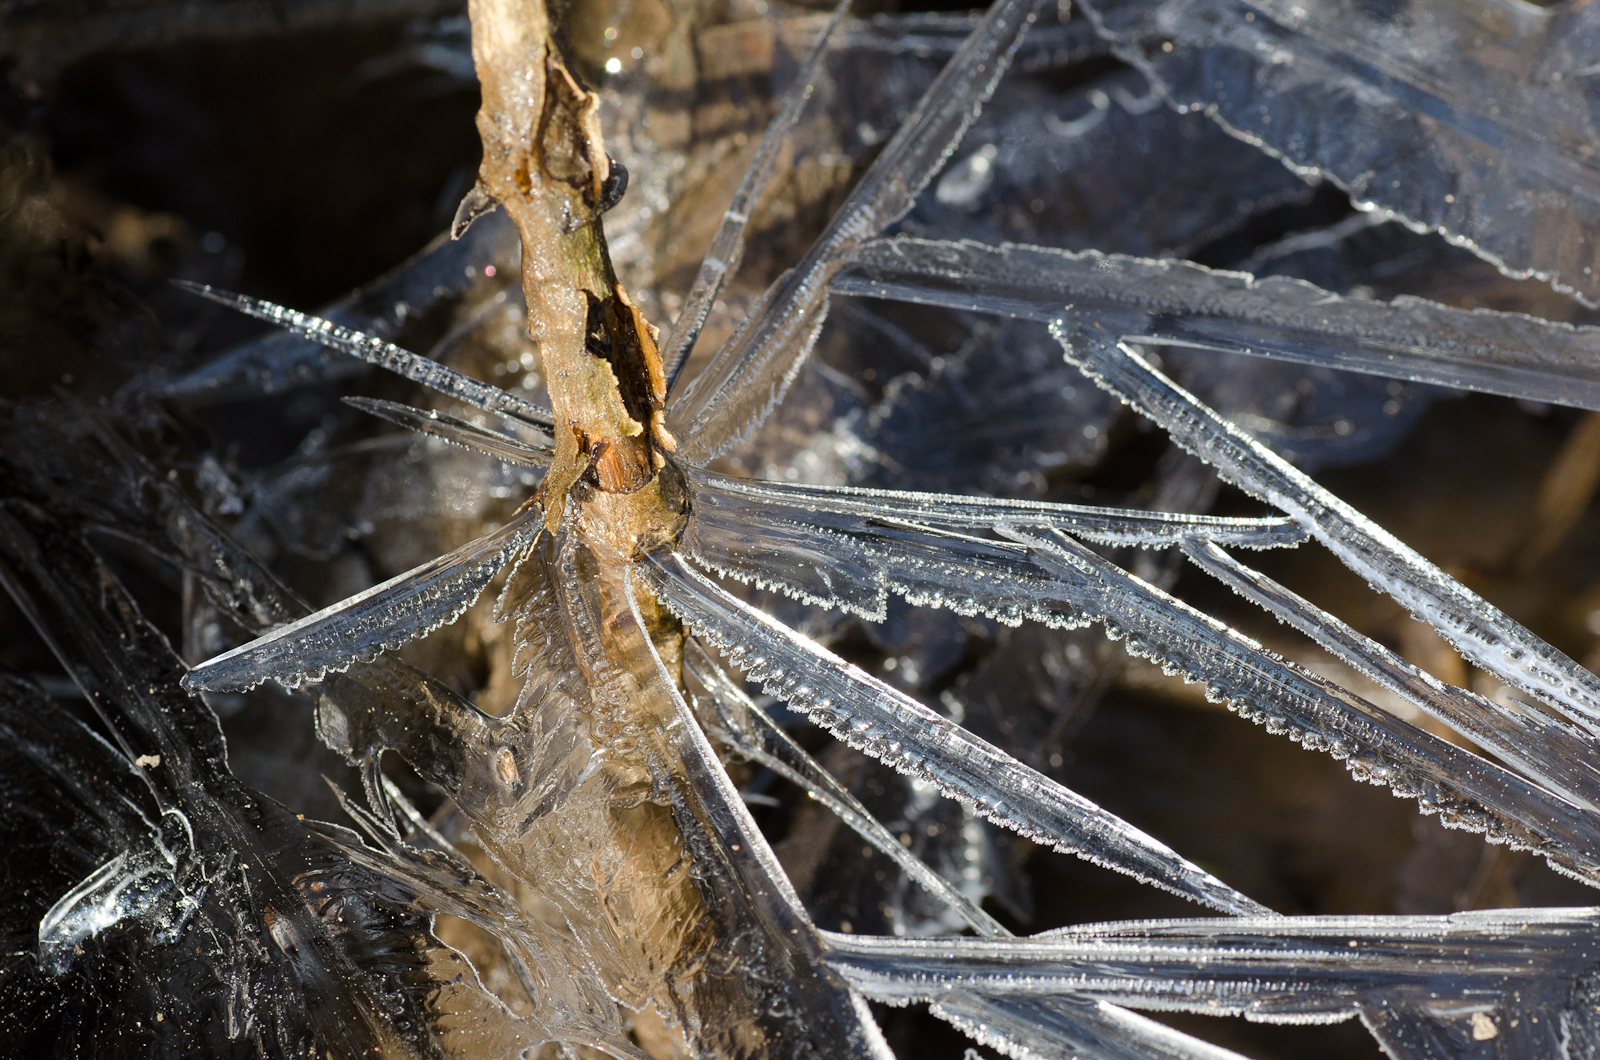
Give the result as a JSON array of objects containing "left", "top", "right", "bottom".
[{"left": 467, "top": 0, "right": 673, "bottom": 526}]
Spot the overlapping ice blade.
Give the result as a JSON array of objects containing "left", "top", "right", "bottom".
[
  {"left": 833, "top": 236, "right": 1600, "bottom": 410},
  {"left": 677, "top": 467, "right": 1600, "bottom": 879},
  {"left": 660, "top": 0, "right": 853, "bottom": 392},
  {"left": 1052, "top": 320, "right": 1600, "bottom": 739},
  {"left": 685, "top": 481, "right": 1095, "bottom": 625},
  {"left": 688, "top": 467, "right": 1307, "bottom": 548},
  {"left": 1013, "top": 527, "right": 1600, "bottom": 886},
  {"left": 344, "top": 396, "right": 554, "bottom": 466},
  {"left": 1075, "top": 0, "right": 1600, "bottom": 306},
  {"left": 823, "top": 233, "right": 1600, "bottom": 741},
  {"left": 684, "top": 468, "right": 1301, "bottom": 625},
  {"left": 682, "top": 638, "right": 1009, "bottom": 938},
  {"left": 183, "top": 502, "right": 543, "bottom": 692},
  {"left": 1183, "top": 540, "right": 1600, "bottom": 816},
  {"left": 641, "top": 548, "right": 1272, "bottom": 917},
  {"left": 175, "top": 282, "right": 555, "bottom": 429},
  {"left": 823, "top": 908, "right": 1600, "bottom": 1059},
  {"left": 667, "top": 0, "right": 1045, "bottom": 461}
]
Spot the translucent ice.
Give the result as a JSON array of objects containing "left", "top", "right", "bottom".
[{"left": 1077, "top": 0, "right": 1600, "bottom": 306}]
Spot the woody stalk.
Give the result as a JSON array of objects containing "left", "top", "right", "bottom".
[{"left": 465, "top": 0, "right": 674, "bottom": 519}]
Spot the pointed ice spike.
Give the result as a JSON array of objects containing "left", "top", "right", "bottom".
[
  {"left": 822, "top": 907, "right": 1600, "bottom": 1057},
  {"left": 683, "top": 639, "right": 1010, "bottom": 938},
  {"left": 164, "top": 212, "right": 518, "bottom": 404},
  {"left": 833, "top": 236, "right": 1600, "bottom": 411},
  {"left": 660, "top": 0, "right": 854, "bottom": 393},
  {"left": 1051, "top": 318, "right": 1600, "bottom": 738},
  {"left": 931, "top": 992, "right": 1252, "bottom": 1060},
  {"left": 666, "top": 0, "right": 1045, "bottom": 462},
  {"left": 1183, "top": 539, "right": 1600, "bottom": 815},
  {"left": 641, "top": 549, "right": 1272, "bottom": 917},
  {"left": 173, "top": 281, "right": 554, "bottom": 429},
  {"left": 183, "top": 501, "right": 542, "bottom": 692},
  {"left": 687, "top": 467, "right": 1308, "bottom": 550},
  {"left": 343, "top": 396, "right": 553, "bottom": 466}
]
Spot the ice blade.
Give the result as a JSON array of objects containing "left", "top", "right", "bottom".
[
  {"left": 682, "top": 638, "right": 1010, "bottom": 938},
  {"left": 932, "top": 992, "right": 1251, "bottom": 1060},
  {"left": 660, "top": 0, "right": 854, "bottom": 392},
  {"left": 1053, "top": 319, "right": 1600, "bottom": 738},
  {"left": 164, "top": 211, "right": 519, "bottom": 404},
  {"left": 834, "top": 235, "right": 1600, "bottom": 411},
  {"left": 822, "top": 908, "right": 1600, "bottom": 1055},
  {"left": 667, "top": 0, "right": 1045, "bottom": 462},
  {"left": 343, "top": 396, "right": 553, "bottom": 466},
  {"left": 174, "top": 281, "right": 554, "bottom": 429},
  {"left": 688, "top": 466, "right": 1308, "bottom": 550},
  {"left": 1183, "top": 539, "right": 1600, "bottom": 816},
  {"left": 680, "top": 472, "right": 1600, "bottom": 882},
  {"left": 641, "top": 549, "right": 1272, "bottom": 917},
  {"left": 183, "top": 502, "right": 542, "bottom": 692}
]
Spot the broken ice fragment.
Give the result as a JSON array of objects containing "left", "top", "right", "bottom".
[{"left": 37, "top": 848, "right": 176, "bottom": 977}]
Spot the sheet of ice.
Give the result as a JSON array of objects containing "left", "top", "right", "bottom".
[
  {"left": 0, "top": 446, "right": 635, "bottom": 1058},
  {"left": 667, "top": 0, "right": 1045, "bottom": 461},
  {"left": 833, "top": 235, "right": 1600, "bottom": 411},
  {"left": 643, "top": 547, "right": 1272, "bottom": 916},
  {"left": 824, "top": 908, "right": 1600, "bottom": 1059},
  {"left": 1077, "top": 0, "right": 1600, "bottom": 307}
]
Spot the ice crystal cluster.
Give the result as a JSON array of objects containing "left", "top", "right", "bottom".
[{"left": 7, "top": 0, "right": 1600, "bottom": 1057}]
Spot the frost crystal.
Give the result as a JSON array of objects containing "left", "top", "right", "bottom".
[{"left": 10, "top": 0, "right": 1600, "bottom": 1057}]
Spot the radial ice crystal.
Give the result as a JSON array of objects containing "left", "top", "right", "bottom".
[{"left": 9, "top": 0, "right": 1600, "bottom": 1057}]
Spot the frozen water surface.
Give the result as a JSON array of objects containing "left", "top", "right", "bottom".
[{"left": 13, "top": 0, "right": 1600, "bottom": 1057}]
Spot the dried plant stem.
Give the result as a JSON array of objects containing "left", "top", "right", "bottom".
[{"left": 468, "top": 0, "right": 673, "bottom": 519}]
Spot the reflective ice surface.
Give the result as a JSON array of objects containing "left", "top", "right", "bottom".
[{"left": 12, "top": 0, "right": 1600, "bottom": 1057}]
